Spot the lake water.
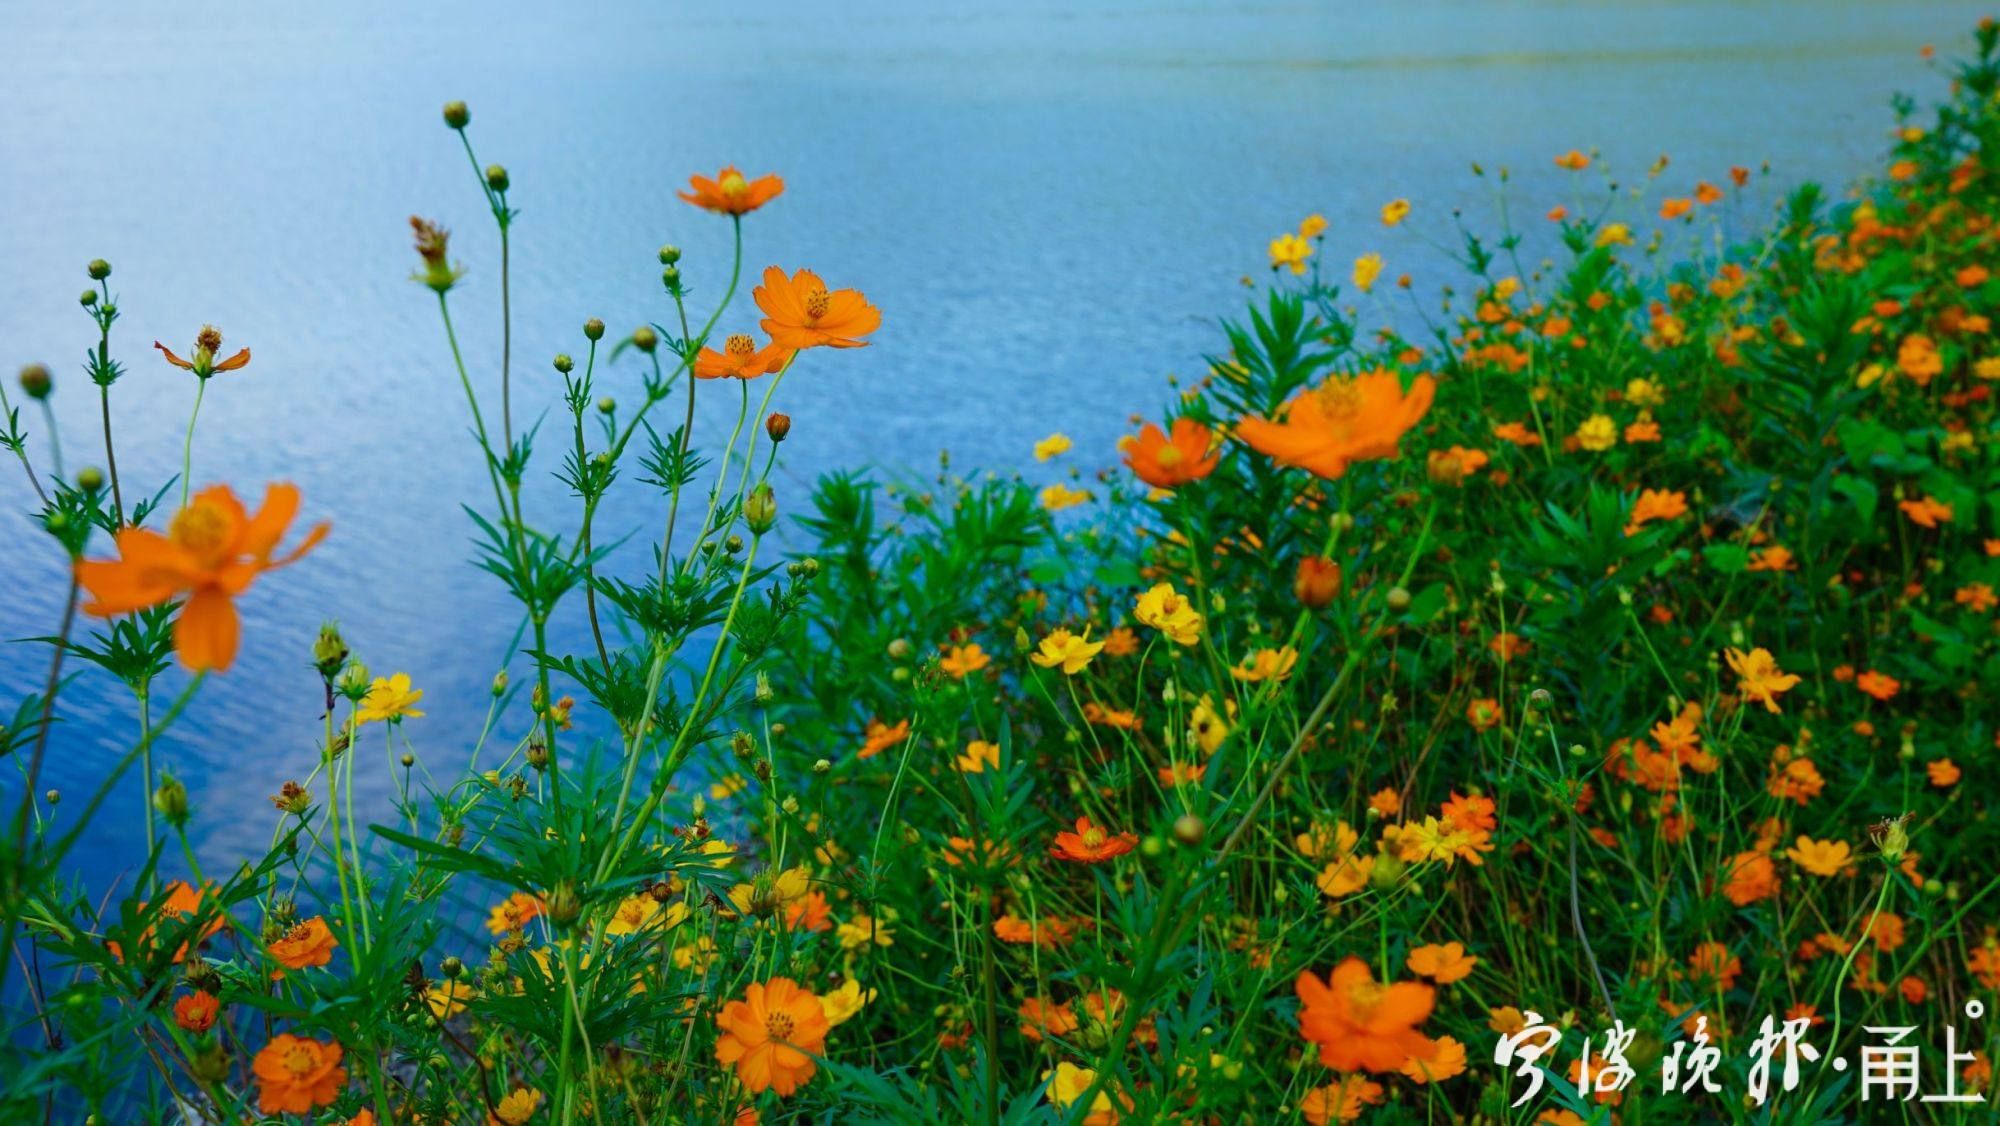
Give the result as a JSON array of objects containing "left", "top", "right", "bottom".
[{"left": 0, "top": 0, "right": 1986, "bottom": 891}]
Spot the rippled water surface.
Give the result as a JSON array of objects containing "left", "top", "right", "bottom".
[{"left": 0, "top": 0, "right": 1986, "bottom": 886}]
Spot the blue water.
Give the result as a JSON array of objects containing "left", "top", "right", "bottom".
[{"left": 0, "top": 0, "right": 1986, "bottom": 888}]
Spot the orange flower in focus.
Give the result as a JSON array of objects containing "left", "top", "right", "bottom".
[
  {"left": 1295, "top": 958, "right": 1438, "bottom": 1073},
  {"left": 174, "top": 990, "right": 220, "bottom": 1034},
  {"left": 1050, "top": 817, "right": 1136, "bottom": 863},
  {"left": 252, "top": 1034, "right": 347, "bottom": 1115},
  {"left": 693, "top": 334, "right": 790, "bottom": 380},
  {"left": 714, "top": 977, "right": 830, "bottom": 1097},
  {"left": 938, "top": 644, "right": 991, "bottom": 680},
  {"left": 110, "top": 880, "right": 227, "bottom": 965},
  {"left": 269, "top": 917, "right": 338, "bottom": 975},
  {"left": 1120, "top": 418, "right": 1219, "bottom": 488},
  {"left": 754, "top": 267, "right": 881, "bottom": 350},
  {"left": 156, "top": 325, "right": 251, "bottom": 379},
  {"left": 1235, "top": 372, "right": 1435, "bottom": 481},
  {"left": 679, "top": 166, "right": 784, "bottom": 215},
  {"left": 75, "top": 483, "right": 328, "bottom": 672}
]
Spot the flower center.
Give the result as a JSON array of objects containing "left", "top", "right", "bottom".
[
  {"left": 720, "top": 172, "right": 748, "bottom": 197},
  {"left": 726, "top": 334, "right": 755, "bottom": 357},
  {"left": 765, "top": 1012, "right": 796, "bottom": 1042},
  {"left": 283, "top": 1046, "right": 317, "bottom": 1077},
  {"left": 804, "top": 287, "right": 831, "bottom": 320},
  {"left": 169, "top": 502, "right": 232, "bottom": 567},
  {"left": 284, "top": 922, "right": 311, "bottom": 943},
  {"left": 1082, "top": 829, "right": 1105, "bottom": 849},
  {"left": 1314, "top": 379, "right": 1362, "bottom": 421},
  {"left": 1155, "top": 445, "right": 1183, "bottom": 468}
]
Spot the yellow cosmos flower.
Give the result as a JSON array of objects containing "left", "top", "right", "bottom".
[
  {"left": 1724, "top": 647, "right": 1800, "bottom": 713},
  {"left": 837, "top": 912, "right": 895, "bottom": 951},
  {"left": 357, "top": 672, "right": 425, "bottom": 724},
  {"left": 1230, "top": 646, "right": 1298, "bottom": 682},
  {"left": 1381, "top": 199, "right": 1410, "bottom": 227},
  {"left": 1029, "top": 628, "right": 1105, "bottom": 675},
  {"left": 819, "top": 978, "right": 876, "bottom": 1026},
  {"left": 1039, "top": 483, "right": 1090, "bottom": 511},
  {"left": 1574, "top": 414, "right": 1618, "bottom": 452},
  {"left": 605, "top": 894, "right": 667, "bottom": 937},
  {"left": 956, "top": 740, "right": 1000, "bottom": 773},
  {"left": 1134, "top": 582, "right": 1203, "bottom": 646},
  {"left": 1785, "top": 836, "right": 1852, "bottom": 877},
  {"left": 1299, "top": 213, "right": 1329, "bottom": 239},
  {"left": 1270, "top": 233, "right": 1313, "bottom": 274},
  {"left": 1033, "top": 433, "right": 1072, "bottom": 461},
  {"left": 1352, "top": 252, "right": 1385, "bottom": 293}
]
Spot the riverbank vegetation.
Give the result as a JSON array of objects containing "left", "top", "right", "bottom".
[{"left": 4, "top": 19, "right": 1999, "bottom": 1125}]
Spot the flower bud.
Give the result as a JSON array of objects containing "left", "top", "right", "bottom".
[
  {"left": 662, "top": 266, "right": 681, "bottom": 289},
  {"left": 485, "top": 164, "right": 510, "bottom": 192},
  {"left": 813, "top": 758, "right": 831, "bottom": 774},
  {"left": 79, "top": 289, "right": 98, "bottom": 307},
  {"left": 765, "top": 412, "right": 791, "bottom": 442},
  {"left": 755, "top": 671, "right": 774, "bottom": 704},
  {"left": 1173, "top": 813, "right": 1206, "bottom": 846},
  {"left": 631, "top": 326, "right": 658, "bottom": 353},
  {"left": 443, "top": 100, "right": 470, "bottom": 129},
  {"left": 492, "top": 669, "right": 509, "bottom": 697},
  {"left": 312, "top": 623, "right": 348, "bottom": 680},
  {"left": 18, "top": 364, "right": 52, "bottom": 400},
  {"left": 553, "top": 353, "right": 574, "bottom": 374},
  {"left": 154, "top": 773, "right": 190, "bottom": 827},
  {"left": 75, "top": 466, "right": 104, "bottom": 492},
  {"left": 87, "top": 259, "right": 111, "bottom": 281},
  {"left": 597, "top": 396, "right": 616, "bottom": 415},
  {"left": 887, "top": 638, "right": 912, "bottom": 659},
  {"left": 583, "top": 317, "right": 605, "bottom": 341},
  {"left": 441, "top": 955, "right": 464, "bottom": 979},
  {"left": 544, "top": 881, "right": 581, "bottom": 925},
  {"left": 744, "top": 483, "right": 777, "bottom": 535},
  {"left": 1293, "top": 556, "right": 1341, "bottom": 608},
  {"left": 1386, "top": 586, "right": 1412, "bottom": 611},
  {"left": 658, "top": 244, "right": 681, "bottom": 265}
]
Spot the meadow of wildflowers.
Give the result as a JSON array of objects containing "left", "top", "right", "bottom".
[{"left": 5, "top": 19, "right": 2000, "bottom": 1126}]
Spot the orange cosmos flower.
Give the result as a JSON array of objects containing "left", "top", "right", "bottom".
[
  {"left": 485, "top": 891, "right": 544, "bottom": 935},
  {"left": 174, "top": 990, "right": 220, "bottom": 1034},
  {"left": 1554, "top": 150, "right": 1591, "bottom": 170},
  {"left": 1898, "top": 495, "right": 1952, "bottom": 528},
  {"left": 1724, "top": 647, "right": 1799, "bottom": 713},
  {"left": 1300, "top": 1074, "right": 1386, "bottom": 1123},
  {"left": 1720, "top": 850, "right": 1777, "bottom": 906},
  {"left": 678, "top": 166, "right": 784, "bottom": 215},
  {"left": 938, "top": 643, "right": 992, "bottom": 679},
  {"left": 693, "top": 333, "right": 791, "bottom": 380},
  {"left": 754, "top": 267, "right": 881, "bottom": 350},
  {"left": 155, "top": 325, "right": 250, "bottom": 379},
  {"left": 269, "top": 916, "right": 338, "bottom": 975},
  {"left": 1049, "top": 817, "right": 1136, "bottom": 864},
  {"left": 1406, "top": 942, "right": 1478, "bottom": 984},
  {"left": 110, "top": 880, "right": 228, "bottom": 965},
  {"left": 1235, "top": 372, "right": 1434, "bottom": 480},
  {"left": 714, "top": 977, "right": 829, "bottom": 1097},
  {"left": 252, "top": 1034, "right": 347, "bottom": 1115},
  {"left": 75, "top": 483, "right": 328, "bottom": 672},
  {"left": 1295, "top": 958, "right": 1438, "bottom": 1073},
  {"left": 1120, "top": 418, "right": 1219, "bottom": 488},
  {"left": 1928, "top": 758, "right": 1961, "bottom": 787},
  {"left": 857, "top": 718, "right": 910, "bottom": 759},
  {"left": 1855, "top": 670, "right": 1901, "bottom": 700},
  {"left": 1624, "top": 488, "right": 1687, "bottom": 535}
]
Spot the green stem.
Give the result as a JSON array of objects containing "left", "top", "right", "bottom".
[{"left": 179, "top": 378, "right": 207, "bottom": 508}]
